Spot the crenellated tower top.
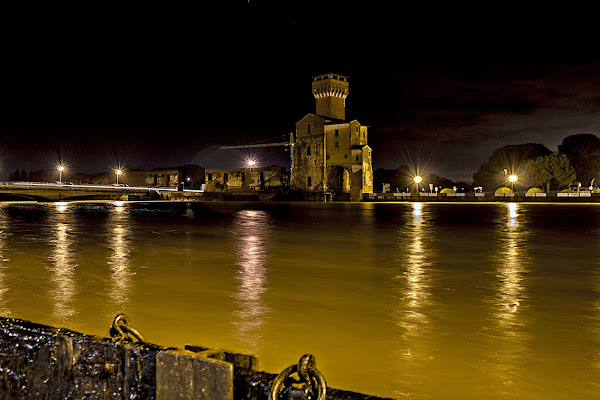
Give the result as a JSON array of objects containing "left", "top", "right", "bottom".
[{"left": 312, "top": 73, "right": 349, "bottom": 120}]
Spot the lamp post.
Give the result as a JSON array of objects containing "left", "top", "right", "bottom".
[
  {"left": 115, "top": 169, "right": 122, "bottom": 185},
  {"left": 57, "top": 165, "right": 65, "bottom": 183}
]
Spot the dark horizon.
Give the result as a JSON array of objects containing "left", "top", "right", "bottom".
[{"left": 1, "top": 3, "right": 598, "bottom": 182}]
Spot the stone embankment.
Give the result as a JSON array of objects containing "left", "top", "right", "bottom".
[{"left": 363, "top": 192, "right": 600, "bottom": 202}]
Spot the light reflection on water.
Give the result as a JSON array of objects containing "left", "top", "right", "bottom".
[
  {"left": 0, "top": 205, "right": 8, "bottom": 315},
  {"left": 0, "top": 202, "right": 600, "bottom": 399},
  {"left": 107, "top": 203, "right": 132, "bottom": 310},
  {"left": 391, "top": 202, "right": 436, "bottom": 398},
  {"left": 477, "top": 202, "right": 533, "bottom": 397},
  {"left": 230, "top": 209, "right": 271, "bottom": 354},
  {"left": 49, "top": 202, "right": 77, "bottom": 324}
]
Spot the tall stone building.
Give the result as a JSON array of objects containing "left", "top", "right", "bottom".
[{"left": 291, "top": 73, "right": 373, "bottom": 201}]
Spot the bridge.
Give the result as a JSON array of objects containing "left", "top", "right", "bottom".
[{"left": 0, "top": 182, "right": 204, "bottom": 202}]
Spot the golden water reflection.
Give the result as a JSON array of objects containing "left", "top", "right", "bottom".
[
  {"left": 49, "top": 202, "right": 77, "bottom": 324},
  {"left": 107, "top": 203, "right": 132, "bottom": 310},
  {"left": 392, "top": 202, "right": 436, "bottom": 397},
  {"left": 0, "top": 205, "right": 8, "bottom": 315},
  {"left": 479, "top": 203, "right": 532, "bottom": 397},
  {"left": 230, "top": 209, "right": 271, "bottom": 353}
]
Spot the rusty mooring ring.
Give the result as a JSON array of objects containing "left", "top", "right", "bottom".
[
  {"left": 110, "top": 314, "right": 145, "bottom": 343},
  {"left": 269, "top": 354, "right": 326, "bottom": 400}
]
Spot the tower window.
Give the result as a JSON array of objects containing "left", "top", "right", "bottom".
[
  {"left": 307, "top": 123, "right": 311, "bottom": 133},
  {"left": 207, "top": 173, "right": 213, "bottom": 181},
  {"left": 307, "top": 146, "right": 311, "bottom": 156},
  {"left": 308, "top": 177, "right": 312, "bottom": 186},
  {"left": 355, "top": 156, "right": 359, "bottom": 161},
  {"left": 335, "top": 141, "right": 339, "bottom": 148},
  {"left": 356, "top": 126, "right": 359, "bottom": 132},
  {"left": 335, "top": 129, "right": 339, "bottom": 137},
  {"left": 345, "top": 154, "right": 348, "bottom": 158},
  {"left": 363, "top": 132, "right": 366, "bottom": 139}
]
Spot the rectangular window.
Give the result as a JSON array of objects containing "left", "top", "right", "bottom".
[
  {"left": 335, "top": 129, "right": 339, "bottom": 137},
  {"left": 356, "top": 126, "right": 359, "bottom": 132},
  {"left": 369, "top": 151, "right": 371, "bottom": 157},
  {"left": 307, "top": 123, "right": 311, "bottom": 133},
  {"left": 307, "top": 146, "right": 311, "bottom": 156},
  {"left": 345, "top": 154, "right": 348, "bottom": 158},
  {"left": 242, "top": 172, "right": 246, "bottom": 180},
  {"left": 224, "top": 173, "right": 228, "bottom": 181},
  {"left": 308, "top": 177, "right": 312, "bottom": 186},
  {"left": 314, "top": 160, "right": 317, "bottom": 166},
  {"left": 355, "top": 156, "right": 359, "bottom": 161},
  {"left": 207, "top": 173, "right": 213, "bottom": 181},
  {"left": 363, "top": 132, "right": 366, "bottom": 139},
  {"left": 335, "top": 141, "right": 339, "bottom": 148},
  {"left": 327, "top": 155, "right": 330, "bottom": 160}
]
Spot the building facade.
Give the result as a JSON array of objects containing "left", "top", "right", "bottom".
[
  {"left": 205, "top": 166, "right": 285, "bottom": 192},
  {"left": 290, "top": 73, "right": 373, "bottom": 201},
  {"left": 71, "top": 170, "right": 181, "bottom": 187}
]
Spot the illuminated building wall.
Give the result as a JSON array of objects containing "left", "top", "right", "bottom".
[
  {"left": 204, "top": 166, "right": 285, "bottom": 192},
  {"left": 290, "top": 73, "right": 373, "bottom": 201},
  {"left": 70, "top": 170, "right": 181, "bottom": 187}
]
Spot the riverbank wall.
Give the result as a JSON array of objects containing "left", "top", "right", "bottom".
[{"left": 362, "top": 192, "right": 600, "bottom": 202}]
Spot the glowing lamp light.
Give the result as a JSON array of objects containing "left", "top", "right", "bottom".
[
  {"left": 57, "top": 165, "right": 65, "bottom": 183},
  {"left": 414, "top": 176, "right": 423, "bottom": 184},
  {"left": 247, "top": 159, "right": 256, "bottom": 167},
  {"left": 508, "top": 174, "right": 518, "bottom": 183},
  {"left": 115, "top": 169, "right": 123, "bottom": 185}
]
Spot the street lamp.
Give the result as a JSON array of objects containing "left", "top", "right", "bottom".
[
  {"left": 247, "top": 159, "right": 256, "bottom": 168},
  {"left": 508, "top": 174, "right": 518, "bottom": 191},
  {"left": 115, "top": 169, "right": 122, "bottom": 185},
  {"left": 57, "top": 165, "right": 65, "bottom": 183},
  {"left": 414, "top": 175, "right": 422, "bottom": 193}
]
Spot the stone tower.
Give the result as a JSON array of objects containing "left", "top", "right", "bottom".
[{"left": 312, "top": 73, "right": 349, "bottom": 120}]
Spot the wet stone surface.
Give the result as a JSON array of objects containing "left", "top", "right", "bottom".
[{"left": 0, "top": 316, "right": 391, "bottom": 400}]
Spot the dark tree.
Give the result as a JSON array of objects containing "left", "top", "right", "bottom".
[
  {"left": 558, "top": 133, "right": 600, "bottom": 183},
  {"left": 528, "top": 154, "right": 576, "bottom": 192},
  {"left": 473, "top": 143, "right": 552, "bottom": 190},
  {"left": 9, "top": 169, "right": 20, "bottom": 181},
  {"left": 374, "top": 165, "right": 459, "bottom": 192}
]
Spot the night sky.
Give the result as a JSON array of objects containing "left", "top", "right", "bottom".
[{"left": 1, "top": 3, "right": 599, "bottom": 182}]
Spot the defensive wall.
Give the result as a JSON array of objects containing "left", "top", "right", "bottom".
[
  {"left": 205, "top": 167, "right": 286, "bottom": 193},
  {"left": 70, "top": 170, "right": 181, "bottom": 188}
]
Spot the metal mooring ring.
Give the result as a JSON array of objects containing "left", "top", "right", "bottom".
[
  {"left": 269, "top": 354, "right": 327, "bottom": 400},
  {"left": 110, "top": 314, "right": 145, "bottom": 343}
]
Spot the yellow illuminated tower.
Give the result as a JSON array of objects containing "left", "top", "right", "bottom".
[{"left": 311, "top": 73, "right": 349, "bottom": 120}]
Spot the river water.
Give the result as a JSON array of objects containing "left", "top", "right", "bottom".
[{"left": 0, "top": 200, "right": 599, "bottom": 399}]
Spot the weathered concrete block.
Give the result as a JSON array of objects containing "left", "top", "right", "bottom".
[{"left": 156, "top": 350, "right": 233, "bottom": 400}]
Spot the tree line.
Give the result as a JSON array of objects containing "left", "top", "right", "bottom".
[
  {"left": 374, "top": 165, "right": 468, "bottom": 193},
  {"left": 8, "top": 169, "right": 49, "bottom": 182},
  {"left": 472, "top": 133, "right": 600, "bottom": 191}
]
